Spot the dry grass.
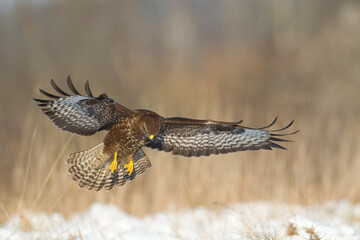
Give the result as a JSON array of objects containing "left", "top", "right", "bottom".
[
  {"left": 241, "top": 225, "right": 324, "bottom": 240},
  {"left": 306, "top": 227, "right": 323, "bottom": 240},
  {"left": 0, "top": 0, "right": 360, "bottom": 225},
  {"left": 242, "top": 230, "right": 278, "bottom": 240},
  {"left": 286, "top": 223, "right": 297, "bottom": 236}
]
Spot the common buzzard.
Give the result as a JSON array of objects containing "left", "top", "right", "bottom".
[{"left": 34, "top": 76, "right": 298, "bottom": 191}]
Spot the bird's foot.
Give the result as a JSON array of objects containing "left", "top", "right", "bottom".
[
  {"left": 109, "top": 152, "right": 118, "bottom": 173},
  {"left": 124, "top": 158, "right": 134, "bottom": 175}
]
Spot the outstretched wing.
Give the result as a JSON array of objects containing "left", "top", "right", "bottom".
[
  {"left": 34, "top": 76, "right": 133, "bottom": 136},
  {"left": 146, "top": 117, "right": 298, "bottom": 157}
]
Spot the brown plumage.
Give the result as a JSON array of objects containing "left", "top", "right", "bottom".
[{"left": 34, "top": 76, "right": 298, "bottom": 191}]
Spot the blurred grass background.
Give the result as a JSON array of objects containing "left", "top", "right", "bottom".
[{"left": 0, "top": 0, "right": 360, "bottom": 224}]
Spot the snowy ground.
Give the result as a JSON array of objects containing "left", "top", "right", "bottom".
[{"left": 1, "top": 200, "right": 360, "bottom": 240}]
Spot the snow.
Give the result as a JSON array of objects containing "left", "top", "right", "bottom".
[{"left": 1, "top": 200, "right": 360, "bottom": 240}]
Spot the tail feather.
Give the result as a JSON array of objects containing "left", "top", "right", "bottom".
[
  {"left": 67, "top": 143, "right": 103, "bottom": 165},
  {"left": 86, "top": 169, "right": 102, "bottom": 190},
  {"left": 89, "top": 169, "right": 107, "bottom": 191},
  {"left": 67, "top": 144, "right": 152, "bottom": 191},
  {"left": 123, "top": 148, "right": 151, "bottom": 184},
  {"left": 79, "top": 168, "right": 99, "bottom": 189},
  {"left": 104, "top": 171, "right": 119, "bottom": 191},
  {"left": 132, "top": 149, "right": 152, "bottom": 176}
]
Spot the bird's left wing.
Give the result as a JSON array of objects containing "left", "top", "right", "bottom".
[
  {"left": 34, "top": 76, "right": 133, "bottom": 136},
  {"left": 146, "top": 117, "right": 298, "bottom": 157}
]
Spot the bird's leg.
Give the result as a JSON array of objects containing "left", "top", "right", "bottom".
[
  {"left": 109, "top": 152, "right": 118, "bottom": 173},
  {"left": 124, "top": 156, "right": 134, "bottom": 175}
]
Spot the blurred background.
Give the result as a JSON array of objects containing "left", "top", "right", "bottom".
[{"left": 0, "top": 0, "right": 359, "bottom": 224}]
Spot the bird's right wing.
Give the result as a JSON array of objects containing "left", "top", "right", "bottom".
[
  {"left": 34, "top": 76, "right": 133, "bottom": 136},
  {"left": 146, "top": 117, "right": 298, "bottom": 157}
]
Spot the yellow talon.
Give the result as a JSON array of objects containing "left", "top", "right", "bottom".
[
  {"left": 124, "top": 157, "right": 134, "bottom": 175},
  {"left": 110, "top": 152, "right": 118, "bottom": 173}
]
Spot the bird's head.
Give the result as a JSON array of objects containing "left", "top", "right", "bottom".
[{"left": 136, "top": 110, "right": 162, "bottom": 140}]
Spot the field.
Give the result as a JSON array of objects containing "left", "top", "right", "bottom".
[
  {"left": 1, "top": 201, "right": 360, "bottom": 239},
  {"left": 0, "top": 0, "right": 360, "bottom": 239}
]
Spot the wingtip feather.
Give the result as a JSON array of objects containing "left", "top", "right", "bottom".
[
  {"left": 51, "top": 78, "right": 70, "bottom": 96},
  {"left": 85, "top": 80, "right": 94, "bottom": 97},
  {"left": 270, "top": 120, "right": 294, "bottom": 132},
  {"left": 39, "top": 88, "right": 60, "bottom": 99},
  {"left": 269, "top": 142, "right": 287, "bottom": 150},
  {"left": 257, "top": 116, "right": 278, "bottom": 130},
  {"left": 67, "top": 75, "right": 81, "bottom": 95}
]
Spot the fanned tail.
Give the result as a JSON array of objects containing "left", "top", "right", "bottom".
[{"left": 67, "top": 145, "right": 151, "bottom": 191}]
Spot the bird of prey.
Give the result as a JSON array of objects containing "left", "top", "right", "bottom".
[{"left": 34, "top": 76, "right": 298, "bottom": 191}]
